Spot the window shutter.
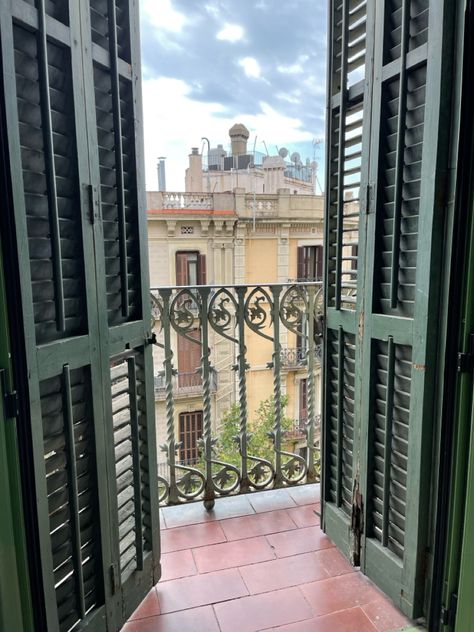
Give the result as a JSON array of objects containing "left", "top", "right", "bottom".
[
  {"left": 176, "top": 252, "right": 188, "bottom": 285},
  {"left": 297, "top": 247, "right": 305, "bottom": 280},
  {"left": 0, "top": 1, "right": 160, "bottom": 629},
  {"left": 316, "top": 246, "right": 323, "bottom": 280},
  {"left": 323, "top": 0, "right": 458, "bottom": 619},
  {"left": 197, "top": 253, "right": 207, "bottom": 285}
]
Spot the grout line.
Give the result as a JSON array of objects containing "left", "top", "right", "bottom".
[{"left": 211, "top": 603, "right": 223, "bottom": 632}]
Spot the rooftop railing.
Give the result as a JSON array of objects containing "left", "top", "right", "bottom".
[{"left": 150, "top": 282, "right": 323, "bottom": 509}]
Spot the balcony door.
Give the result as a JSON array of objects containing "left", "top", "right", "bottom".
[
  {"left": 323, "top": 0, "right": 458, "bottom": 619},
  {"left": 0, "top": 1, "right": 159, "bottom": 630}
]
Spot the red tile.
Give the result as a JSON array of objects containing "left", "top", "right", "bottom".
[
  {"left": 272, "top": 606, "right": 377, "bottom": 631},
  {"left": 247, "top": 489, "right": 297, "bottom": 513},
  {"left": 160, "top": 521, "right": 226, "bottom": 554},
  {"left": 315, "top": 547, "right": 355, "bottom": 577},
  {"left": 301, "top": 572, "right": 382, "bottom": 617},
  {"left": 220, "top": 509, "right": 298, "bottom": 541},
  {"left": 362, "top": 598, "right": 412, "bottom": 631},
  {"left": 240, "top": 552, "right": 328, "bottom": 594},
  {"left": 214, "top": 586, "right": 313, "bottom": 632},
  {"left": 193, "top": 535, "right": 275, "bottom": 573},
  {"left": 267, "top": 525, "right": 333, "bottom": 557},
  {"left": 160, "top": 549, "right": 197, "bottom": 582},
  {"left": 128, "top": 587, "right": 160, "bottom": 620},
  {"left": 122, "top": 605, "right": 220, "bottom": 631},
  {"left": 157, "top": 568, "right": 248, "bottom": 613},
  {"left": 286, "top": 504, "right": 320, "bottom": 528},
  {"left": 287, "top": 483, "right": 321, "bottom": 506}
]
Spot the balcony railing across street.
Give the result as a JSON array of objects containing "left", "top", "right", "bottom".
[
  {"left": 150, "top": 282, "right": 323, "bottom": 509},
  {"left": 154, "top": 369, "right": 218, "bottom": 399}
]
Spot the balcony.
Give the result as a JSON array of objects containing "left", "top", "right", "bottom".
[
  {"left": 124, "top": 486, "right": 413, "bottom": 632},
  {"left": 150, "top": 282, "right": 323, "bottom": 509},
  {"left": 154, "top": 369, "right": 218, "bottom": 400}
]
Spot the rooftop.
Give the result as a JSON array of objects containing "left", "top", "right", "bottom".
[{"left": 123, "top": 486, "right": 416, "bottom": 632}]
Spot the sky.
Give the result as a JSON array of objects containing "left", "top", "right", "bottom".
[{"left": 139, "top": 0, "right": 327, "bottom": 191}]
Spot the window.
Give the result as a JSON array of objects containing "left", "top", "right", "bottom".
[
  {"left": 177, "top": 328, "right": 201, "bottom": 388},
  {"left": 176, "top": 251, "right": 206, "bottom": 285},
  {"left": 179, "top": 411, "right": 203, "bottom": 464},
  {"left": 297, "top": 245, "right": 323, "bottom": 281}
]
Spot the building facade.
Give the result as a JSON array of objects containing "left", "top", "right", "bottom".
[{"left": 147, "top": 188, "right": 325, "bottom": 472}]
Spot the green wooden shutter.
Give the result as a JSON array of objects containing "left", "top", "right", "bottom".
[
  {"left": 323, "top": 0, "right": 373, "bottom": 558},
  {"left": 0, "top": 0, "right": 159, "bottom": 629},
  {"left": 323, "top": 0, "right": 457, "bottom": 619},
  {"left": 83, "top": 0, "right": 160, "bottom": 621}
]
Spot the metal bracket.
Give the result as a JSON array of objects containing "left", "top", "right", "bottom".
[
  {"left": 441, "top": 592, "right": 458, "bottom": 628},
  {"left": 457, "top": 333, "right": 474, "bottom": 373},
  {"left": 0, "top": 368, "right": 19, "bottom": 419},
  {"left": 351, "top": 479, "right": 364, "bottom": 566},
  {"left": 110, "top": 563, "right": 119, "bottom": 595}
]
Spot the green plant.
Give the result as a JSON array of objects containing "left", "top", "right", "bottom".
[{"left": 215, "top": 395, "right": 295, "bottom": 465}]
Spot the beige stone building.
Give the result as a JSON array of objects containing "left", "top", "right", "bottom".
[{"left": 148, "top": 188, "right": 324, "bottom": 472}]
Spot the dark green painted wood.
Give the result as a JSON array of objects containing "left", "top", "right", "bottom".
[
  {"left": 0, "top": 0, "right": 160, "bottom": 629},
  {"left": 324, "top": 0, "right": 459, "bottom": 620},
  {"left": 0, "top": 235, "right": 34, "bottom": 631}
]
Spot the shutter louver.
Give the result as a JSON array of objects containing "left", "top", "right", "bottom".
[
  {"left": 370, "top": 340, "right": 411, "bottom": 560},
  {"left": 13, "top": 26, "right": 87, "bottom": 344},
  {"left": 326, "top": 329, "right": 356, "bottom": 518},
  {"left": 197, "top": 254, "right": 206, "bottom": 285},
  {"left": 374, "top": 65, "right": 426, "bottom": 317},
  {"left": 297, "top": 246, "right": 305, "bottom": 280},
  {"left": 176, "top": 252, "right": 188, "bottom": 285},
  {"left": 111, "top": 351, "right": 152, "bottom": 581},
  {"left": 90, "top": 0, "right": 109, "bottom": 49},
  {"left": 41, "top": 368, "right": 103, "bottom": 632}
]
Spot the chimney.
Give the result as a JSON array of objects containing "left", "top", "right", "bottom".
[
  {"left": 185, "top": 148, "right": 203, "bottom": 192},
  {"left": 157, "top": 157, "right": 166, "bottom": 191},
  {"left": 229, "top": 123, "right": 250, "bottom": 156}
]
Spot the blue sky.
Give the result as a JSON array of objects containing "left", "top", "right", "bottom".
[{"left": 139, "top": 0, "right": 327, "bottom": 191}]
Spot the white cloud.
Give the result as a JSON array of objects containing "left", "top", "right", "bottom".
[
  {"left": 217, "top": 23, "right": 244, "bottom": 43},
  {"left": 142, "top": 78, "right": 312, "bottom": 191},
  {"left": 140, "top": 0, "right": 186, "bottom": 32},
  {"left": 278, "top": 55, "right": 310, "bottom": 75},
  {"left": 238, "top": 57, "right": 261, "bottom": 79},
  {"left": 277, "top": 63, "right": 304, "bottom": 75}
]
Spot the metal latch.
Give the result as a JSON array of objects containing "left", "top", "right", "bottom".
[
  {"left": 441, "top": 592, "right": 458, "bottom": 628},
  {"left": 351, "top": 478, "right": 364, "bottom": 566},
  {"left": 0, "top": 368, "right": 19, "bottom": 419},
  {"left": 457, "top": 333, "right": 474, "bottom": 373},
  {"left": 110, "top": 564, "right": 119, "bottom": 595}
]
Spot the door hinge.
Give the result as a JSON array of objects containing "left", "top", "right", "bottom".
[
  {"left": 110, "top": 563, "right": 119, "bottom": 595},
  {"left": 350, "top": 479, "right": 364, "bottom": 566},
  {"left": 87, "top": 184, "right": 99, "bottom": 224},
  {"left": 457, "top": 333, "right": 474, "bottom": 373},
  {"left": 0, "top": 368, "right": 19, "bottom": 419},
  {"left": 441, "top": 592, "right": 458, "bottom": 628}
]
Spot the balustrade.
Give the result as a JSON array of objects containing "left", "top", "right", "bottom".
[{"left": 150, "top": 282, "right": 323, "bottom": 509}]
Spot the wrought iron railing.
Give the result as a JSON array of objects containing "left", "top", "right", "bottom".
[
  {"left": 154, "top": 369, "right": 217, "bottom": 399},
  {"left": 150, "top": 282, "right": 323, "bottom": 509},
  {"left": 280, "top": 347, "right": 306, "bottom": 368}
]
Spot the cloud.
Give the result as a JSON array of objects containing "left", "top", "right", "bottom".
[
  {"left": 139, "top": 0, "right": 328, "bottom": 188},
  {"left": 238, "top": 57, "right": 261, "bottom": 79},
  {"left": 217, "top": 23, "right": 244, "bottom": 42},
  {"left": 142, "top": 77, "right": 315, "bottom": 190},
  {"left": 140, "top": 0, "right": 186, "bottom": 32}
]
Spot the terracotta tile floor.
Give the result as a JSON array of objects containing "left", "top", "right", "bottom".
[{"left": 123, "top": 485, "right": 414, "bottom": 632}]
